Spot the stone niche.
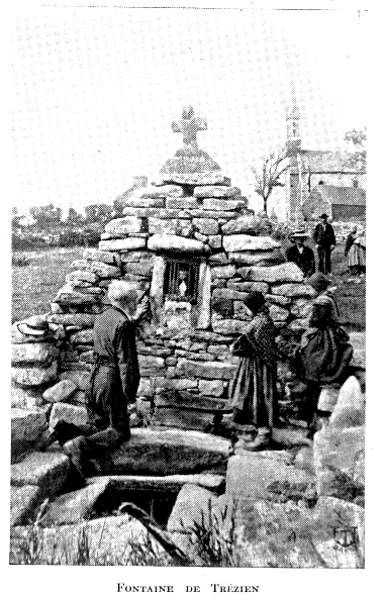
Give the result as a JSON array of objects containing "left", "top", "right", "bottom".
[{"left": 12, "top": 106, "right": 314, "bottom": 432}]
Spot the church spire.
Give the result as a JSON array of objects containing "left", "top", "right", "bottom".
[{"left": 286, "top": 70, "right": 302, "bottom": 155}]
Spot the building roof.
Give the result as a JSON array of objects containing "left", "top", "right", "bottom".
[
  {"left": 290, "top": 150, "right": 365, "bottom": 174},
  {"left": 312, "top": 185, "right": 366, "bottom": 206}
]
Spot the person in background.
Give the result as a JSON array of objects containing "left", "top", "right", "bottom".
[
  {"left": 344, "top": 223, "right": 358, "bottom": 275},
  {"left": 313, "top": 213, "right": 336, "bottom": 274},
  {"left": 37, "top": 280, "right": 150, "bottom": 478},
  {"left": 347, "top": 225, "right": 366, "bottom": 277},
  {"left": 228, "top": 291, "right": 278, "bottom": 451},
  {"left": 285, "top": 230, "right": 315, "bottom": 278}
]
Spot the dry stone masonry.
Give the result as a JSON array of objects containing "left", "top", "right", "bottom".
[{"left": 10, "top": 106, "right": 365, "bottom": 567}]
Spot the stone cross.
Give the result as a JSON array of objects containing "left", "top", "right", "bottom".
[{"left": 171, "top": 106, "right": 207, "bottom": 150}]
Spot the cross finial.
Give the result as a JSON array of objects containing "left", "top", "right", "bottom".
[{"left": 171, "top": 106, "right": 207, "bottom": 150}]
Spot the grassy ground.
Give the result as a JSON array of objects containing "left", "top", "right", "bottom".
[
  {"left": 12, "top": 247, "right": 83, "bottom": 323},
  {"left": 11, "top": 242, "right": 365, "bottom": 330}
]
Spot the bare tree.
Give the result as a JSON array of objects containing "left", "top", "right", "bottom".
[{"left": 250, "top": 146, "right": 289, "bottom": 214}]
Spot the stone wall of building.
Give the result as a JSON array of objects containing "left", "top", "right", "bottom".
[{"left": 11, "top": 174, "right": 317, "bottom": 445}]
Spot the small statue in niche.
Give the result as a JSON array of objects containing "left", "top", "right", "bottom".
[{"left": 178, "top": 269, "right": 188, "bottom": 298}]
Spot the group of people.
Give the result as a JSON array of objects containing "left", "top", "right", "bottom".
[
  {"left": 286, "top": 213, "right": 366, "bottom": 279},
  {"left": 285, "top": 213, "right": 336, "bottom": 277},
  {"left": 38, "top": 214, "right": 360, "bottom": 474}
]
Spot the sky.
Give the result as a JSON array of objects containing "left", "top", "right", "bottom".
[{"left": 11, "top": 3, "right": 368, "bottom": 217}]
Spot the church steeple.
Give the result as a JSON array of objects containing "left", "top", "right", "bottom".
[{"left": 286, "top": 80, "right": 302, "bottom": 155}]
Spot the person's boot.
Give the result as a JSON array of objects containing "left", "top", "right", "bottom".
[
  {"left": 243, "top": 428, "right": 271, "bottom": 452},
  {"left": 63, "top": 436, "right": 88, "bottom": 480}
]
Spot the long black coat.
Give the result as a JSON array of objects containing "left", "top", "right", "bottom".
[
  {"left": 87, "top": 306, "right": 140, "bottom": 433},
  {"left": 285, "top": 244, "right": 315, "bottom": 278},
  {"left": 313, "top": 223, "right": 336, "bottom": 248}
]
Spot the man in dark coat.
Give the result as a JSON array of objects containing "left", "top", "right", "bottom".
[
  {"left": 313, "top": 213, "right": 336, "bottom": 274},
  {"left": 285, "top": 231, "right": 315, "bottom": 278},
  {"left": 38, "top": 281, "right": 149, "bottom": 478}
]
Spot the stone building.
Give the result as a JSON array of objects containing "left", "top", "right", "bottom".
[
  {"left": 284, "top": 98, "right": 366, "bottom": 224},
  {"left": 302, "top": 185, "right": 366, "bottom": 222}
]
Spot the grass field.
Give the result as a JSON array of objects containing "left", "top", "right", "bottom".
[
  {"left": 11, "top": 243, "right": 365, "bottom": 330},
  {"left": 12, "top": 247, "right": 83, "bottom": 323}
]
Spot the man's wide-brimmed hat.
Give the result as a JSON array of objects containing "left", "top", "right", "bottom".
[
  {"left": 306, "top": 272, "right": 332, "bottom": 293},
  {"left": 244, "top": 291, "right": 266, "bottom": 314},
  {"left": 16, "top": 315, "right": 51, "bottom": 337},
  {"left": 320, "top": 213, "right": 329, "bottom": 219}
]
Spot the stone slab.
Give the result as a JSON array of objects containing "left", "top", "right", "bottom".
[
  {"left": 11, "top": 343, "right": 59, "bottom": 366},
  {"left": 11, "top": 408, "right": 48, "bottom": 459},
  {"left": 49, "top": 402, "right": 89, "bottom": 428},
  {"left": 82, "top": 248, "right": 119, "bottom": 264},
  {"left": 203, "top": 198, "right": 246, "bottom": 211},
  {"left": 66, "top": 270, "right": 99, "bottom": 284},
  {"left": 10, "top": 485, "right": 41, "bottom": 526},
  {"left": 11, "top": 362, "right": 58, "bottom": 388},
  {"left": 193, "top": 186, "right": 241, "bottom": 198},
  {"left": 210, "top": 265, "right": 236, "bottom": 279},
  {"left": 228, "top": 251, "right": 282, "bottom": 266},
  {"left": 111, "top": 428, "right": 233, "bottom": 475},
  {"left": 193, "top": 218, "right": 219, "bottom": 235},
  {"left": 147, "top": 234, "right": 206, "bottom": 254},
  {"left": 39, "top": 478, "right": 112, "bottom": 526},
  {"left": 105, "top": 216, "right": 142, "bottom": 234},
  {"left": 223, "top": 235, "right": 281, "bottom": 253},
  {"left": 226, "top": 454, "right": 314, "bottom": 505},
  {"left": 11, "top": 451, "right": 70, "bottom": 497},
  {"left": 89, "top": 262, "right": 121, "bottom": 278},
  {"left": 42, "top": 380, "right": 78, "bottom": 404},
  {"left": 272, "top": 283, "right": 315, "bottom": 297},
  {"left": 227, "top": 281, "right": 269, "bottom": 293},
  {"left": 175, "top": 358, "right": 237, "bottom": 380},
  {"left": 330, "top": 376, "right": 365, "bottom": 429},
  {"left": 11, "top": 386, "right": 45, "bottom": 409},
  {"left": 166, "top": 484, "right": 225, "bottom": 563},
  {"left": 237, "top": 263, "right": 304, "bottom": 284},
  {"left": 221, "top": 215, "right": 259, "bottom": 234},
  {"left": 99, "top": 238, "right": 146, "bottom": 252},
  {"left": 10, "top": 515, "right": 165, "bottom": 565},
  {"left": 211, "top": 316, "right": 245, "bottom": 335},
  {"left": 314, "top": 426, "right": 365, "bottom": 500},
  {"left": 87, "top": 473, "right": 225, "bottom": 494}
]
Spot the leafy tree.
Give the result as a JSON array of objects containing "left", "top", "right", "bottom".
[
  {"left": 344, "top": 127, "right": 367, "bottom": 171},
  {"left": 66, "top": 207, "right": 84, "bottom": 225},
  {"left": 30, "top": 204, "right": 63, "bottom": 226},
  {"left": 250, "top": 146, "right": 288, "bottom": 214},
  {"left": 84, "top": 204, "right": 113, "bottom": 225}
]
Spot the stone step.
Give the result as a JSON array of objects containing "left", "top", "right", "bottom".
[
  {"left": 38, "top": 478, "right": 112, "bottom": 526},
  {"left": 10, "top": 485, "right": 41, "bottom": 526},
  {"left": 111, "top": 428, "right": 233, "bottom": 475},
  {"left": 87, "top": 473, "right": 225, "bottom": 494},
  {"left": 10, "top": 515, "right": 165, "bottom": 565},
  {"left": 11, "top": 408, "right": 48, "bottom": 460},
  {"left": 11, "top": 450, "right": 70, "bottom": 498}
]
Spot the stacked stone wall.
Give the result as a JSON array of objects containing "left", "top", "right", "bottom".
[{"left": 11, "top": 174, "right": 317, "bottom": 445}]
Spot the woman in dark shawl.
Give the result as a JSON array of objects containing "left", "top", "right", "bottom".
[
  {"left": 299, "top": 272, "right": 353, "bottom": 385},
  {"left": 229, "top": 291, "right": 278, "bottom": 451}
]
